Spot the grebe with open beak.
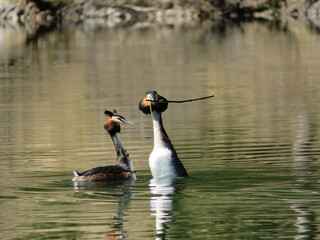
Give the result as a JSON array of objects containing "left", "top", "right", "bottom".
[
  {"left": 139, "top": 91, "right": 188, "bottom": 178},
  {"left": 72, "top": 110, "right": 135, "bottom": 181}
]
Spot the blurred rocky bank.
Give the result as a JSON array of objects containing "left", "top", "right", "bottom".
[{"left": 0, "top": 0, "right": 320, "bottom": 29}]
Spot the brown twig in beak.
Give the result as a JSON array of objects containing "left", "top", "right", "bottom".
[{"left": 146, "top": 94, "right": 214, "bottom": 103}]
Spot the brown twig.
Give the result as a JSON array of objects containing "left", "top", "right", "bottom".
[{"left": 147, "top": 94, "right": 214, "bottom": 103}]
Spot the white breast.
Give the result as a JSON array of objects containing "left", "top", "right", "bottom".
[{"left": 149, "top": 147, "right": 177, "bottom": 178}]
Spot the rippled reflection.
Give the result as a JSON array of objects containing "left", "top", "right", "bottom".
[
  {"left": 290, "top": 111, "right": 318, "bottom": 240},
  {"left": 149, "top": 178, "right": 175, "bottom": 239},
  {"left": 72, "top": 181, "right": 135, "bottom": 240}
]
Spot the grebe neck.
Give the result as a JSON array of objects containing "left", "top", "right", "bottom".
[
  {"left": 150, "top": 110, "right": 189, "bottom": 178},
  {"left": 113, "top": 133, "right": 124, "bottom": 149},
  {"left": 151, "top": 111, "right": 171, "bottom": 148},
  {"left": 111, "top": 133, "right": 134, "bottom": 172}
]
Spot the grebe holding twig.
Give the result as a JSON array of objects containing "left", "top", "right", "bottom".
[
  {"left": 139, "top": 91, "right": 214, "bottom": 178},
  {"left": 139, "top": 91, "right": 189, "bottom": 178}
]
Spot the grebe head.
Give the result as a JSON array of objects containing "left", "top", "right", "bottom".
[
  {"left": 104, "top": 109, "right": 134, "bottom": 135},
  {"left": 139, "top": 91, "right": 168, "bottom": 114}
]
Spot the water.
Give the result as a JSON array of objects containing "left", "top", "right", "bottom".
[{"left": 1, "top": 21, "right": 320, "bottom": 239}]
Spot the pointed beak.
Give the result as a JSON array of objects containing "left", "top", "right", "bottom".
[
  {"left": 122, "top": 119, "right": 134, "bottom": 125},
  {"left": 117, "top": 118, "right": 134, "bottom": 125}
]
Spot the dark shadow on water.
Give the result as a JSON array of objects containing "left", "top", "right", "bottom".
[
  {"left": 2, "top": 15, "right": 317, "bottom": 55},
  {"left": 25, "top": 23, "right": 58, "bottom": 46}
]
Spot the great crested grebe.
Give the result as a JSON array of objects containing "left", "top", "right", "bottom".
[
  {"left": 72, "top": 110, "right": 135, "bottom": 181},
  {"left": 139, "top": 91, "right": 188, "bottom": 178}
]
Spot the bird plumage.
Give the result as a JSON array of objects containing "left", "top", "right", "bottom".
[
  {"left": 72, "top": 110, "right": 135, "bottom": 182},
  {"left": 139, "top": 91, "right": 188, "bottom": 178}
]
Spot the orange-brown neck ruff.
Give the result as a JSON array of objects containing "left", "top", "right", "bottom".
[
  {"left": 104, "top": 118, "right": 120, "bottom": 136},
  {"left": 139, "top": 96, "right": 152, "bottom": 114},
  {"left": 139, "top": 95, "right": 168, "bottom": 114}
]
